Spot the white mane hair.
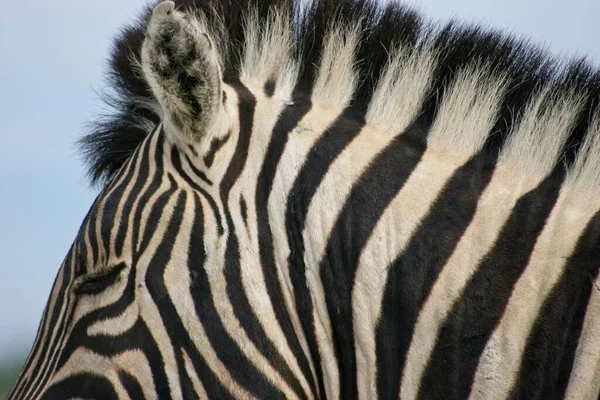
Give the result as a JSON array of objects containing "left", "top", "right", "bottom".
[{"left": 81, "top": 0, "right": 600, "bottom": 193}]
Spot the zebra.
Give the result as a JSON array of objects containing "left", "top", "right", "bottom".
[{"left": 8, "top": 0, "right": 600, "bottom": 398}]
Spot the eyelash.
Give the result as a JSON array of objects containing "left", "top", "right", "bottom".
[{"left": 73, "top": 263, "right": 127, "bottom": 296}]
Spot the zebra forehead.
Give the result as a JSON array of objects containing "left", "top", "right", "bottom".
[{"left": 80, "top": 0, "right": 600, "bottom": 187}]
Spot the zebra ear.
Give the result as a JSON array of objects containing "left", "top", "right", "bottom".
[{"left": 141, "top": 1, "right": 223, "bottom": 141}]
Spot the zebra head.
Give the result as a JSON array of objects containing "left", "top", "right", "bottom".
[{"left": 9, "top": 2, "right": 303, "bottom": 398}]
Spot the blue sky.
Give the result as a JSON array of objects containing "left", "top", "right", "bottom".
[{"left": 0, "top": 0, "right": 598, "bottom": 367}]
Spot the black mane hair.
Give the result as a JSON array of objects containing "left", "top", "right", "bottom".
[{"left": 80, "top": 0, "right": 600, "bottom": 185}]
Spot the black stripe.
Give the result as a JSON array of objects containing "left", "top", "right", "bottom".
[
  {"left": 175, "top": 360, "right": 204, "bottom": 400},
  {"left": 255, "top": 98, "right": 318, "bottom": 398},
  {"left": 219, "top": 81, "right": 256, "bottom": 201},
  {"left": 87, "top": 204, "right": 101, "bottom": 266},
  {"left": 221, "top": 82, "right": 307, "bottom": 399},
  {"left": 81, "top": 319, "right": 171, "bottom": 399},
  {"left": 418, "top": 171, "right": 563, "bottom": 400},
  {"left": 375, "top": 151, "right": 495, "bottom": 399},
  {"left": 320, "top": 116, "right": 428, "bottom": 400},
  {"left": 119, "top": 370, "right": 147, "bottom": 400},
  {"left": 285, "top": 108, "right": 365, "bottom": 399},
  {"left": 114, "top": 129, "right": 156, "bottom": 257},
  {"left": 510, "top": 210, "right": 600, "bottom": 400},
  {"left": 135, "top": 174, "right": 178, "bottom": 262},
  {"left": 131, "top": 129, "right": 167, "bottom": 254},
  {"left": 223, "top": 207, "right": 301, "bottom": 398},
  {"left": 204, "top": 130, "right": 231, "bottom": 169},
  {"left": 188, "top": 194, "right": 279, "bottom": 398},
  {"left": 40, "top": 374, "right": 118, "bottom": 400},
  {"left": 177, "top": 347, "right": 201, "bottom": 400},
  {"left": 97, "top": 139, "right": 143, "bottom": 258},
  {"left": 185, "top": 153, "right": 213, "bottom": 185},
  {"left": 89, "top": 168, "right": 128, "bottom": 267},
  {"left": 264, "top": 78, "right": 276, "bottom": 97},
  {"left": 86, "top": 179, "right": 118, "bottom": 267},
  {"left": 240, "top": 195, "right": 248, "bottom": 227},
  {"left": 144, "top": 191, "right": 232, "bottom": 399},
  {"left": 171, "top": 147, "right": 224, "bottom": 235},
  {"left": 188, "top": 144, "right": 199, "bottom": 158}
]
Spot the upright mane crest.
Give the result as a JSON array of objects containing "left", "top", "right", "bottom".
[{"left": 81, "top": 0, "right": 600, "bottom": 186}]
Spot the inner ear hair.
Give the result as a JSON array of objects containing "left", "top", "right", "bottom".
[{"left": 141, "top": 1, "right": 223, "bottom": 141}]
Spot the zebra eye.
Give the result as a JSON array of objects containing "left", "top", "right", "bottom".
[{"left": 73, "top": 262, "right": 127, "bottom": 296}]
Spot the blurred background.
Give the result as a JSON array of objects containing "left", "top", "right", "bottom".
[{"left": 0, "top": 0, "right": 598, "bottom": 396}]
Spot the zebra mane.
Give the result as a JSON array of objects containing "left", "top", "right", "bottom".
[{"left": 81, "top": 0, "right": 600, "bottom": 186}]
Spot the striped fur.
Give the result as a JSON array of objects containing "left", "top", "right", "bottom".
[{"left": 9, "top": 0, "right": 600, "bottom": 399}]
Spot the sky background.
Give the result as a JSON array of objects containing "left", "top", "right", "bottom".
[{"left": 1, "top": 0, "right": 599, "bottom": 375}]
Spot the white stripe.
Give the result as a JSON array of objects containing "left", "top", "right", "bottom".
[
  {"left": 182, "top": 348, "right": 209, "bottom": 399},
  {"left": 565, "top": 274, "right": 600, "bottom": 400},
  {"left": 114, "top": 350, "right": 157, "bottom": 400}
]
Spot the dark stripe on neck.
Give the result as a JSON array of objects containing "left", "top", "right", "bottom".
[
  {"left": 510, "top": 210, "right": 600, "bottom": 399},
  {"left": 104, "top": 129, "right": 160, "bottom": 258},
  {"left": 418, "top": 171, "right": 563, "bottom": 400},
  {"left": 319, "top": 114, "right": 429, "bottom": 400},
  {"left": 220, "top": 81, "right": 256, "bottom": 202},
  {"left": 130, "top": 131, "right": 167, "bottom": 254},
  {"left": 186, "top": 194, "right": 264, "bottom": 399},
  {"left": 143, "top": 191, "right": 234, "bottom": 399},
  {"left": 376, "top": 151, "right": 496, "bottom": 399},
  {"left": 285, "top": 107, "right": 366, "bottom": 400},
  {"left": 177, "top": 348, "right": 201, "bottom": 400},
  {"left": 113, "top": 130, "right": 156, "bottom": 258},
  {"left": 255, "top": 98, "right": 318, "bottom": 397},
  {"left": 87, "top": 178, "right": 122, "bottom": 267}
]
